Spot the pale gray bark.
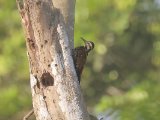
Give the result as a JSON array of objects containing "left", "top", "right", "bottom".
[
  {"left": 52, "top": 0, "right": 75, "bottom": 48},
  {"left": 16, "top": 0, "right": 90, "bottom": 120}
]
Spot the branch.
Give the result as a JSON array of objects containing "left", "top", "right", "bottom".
[{"left": 23, "top": 109, "right": 34, "bottom": 120}]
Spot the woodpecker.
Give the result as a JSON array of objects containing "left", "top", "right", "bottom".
[{"left": 73, "top": 37, "right": 94, "bottom": 83}]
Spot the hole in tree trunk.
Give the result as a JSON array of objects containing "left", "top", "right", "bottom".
[{"left": 41, "top": 72, "right": 54, "bottom": 87}]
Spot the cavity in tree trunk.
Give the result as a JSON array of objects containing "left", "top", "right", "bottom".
[{"left": 16, "top": 0, "right": 91, "bottom": 119}]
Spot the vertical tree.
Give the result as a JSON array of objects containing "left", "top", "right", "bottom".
[{"left": 16, "top": 0, "right": 90, "bottom": 119}]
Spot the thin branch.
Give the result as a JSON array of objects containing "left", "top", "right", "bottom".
[{"left": 23, "top": 109, "right": 34, "bottom": 120}]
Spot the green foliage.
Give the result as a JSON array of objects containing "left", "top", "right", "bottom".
[
  {"left": 1, "top": 0, "right": 160, "bottom": 119},
  {"left": 0, "top": 1, "right": 31, "bottom": 119},
  {"left": 75, "top": 0, "right": 160, "bottom": 119},
  {"left": 0, "top": 86, "right": 31, "bottom": 119}
]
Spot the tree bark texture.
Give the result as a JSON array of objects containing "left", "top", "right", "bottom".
[{"left": 16, "top": 0, "right": 90, "bottom": 120}]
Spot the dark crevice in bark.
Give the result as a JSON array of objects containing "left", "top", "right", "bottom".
[{"left": 41, "top": 72, "right": 54, "bottom": 87}]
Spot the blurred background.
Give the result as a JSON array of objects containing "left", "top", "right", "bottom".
[{"left": 1, "top": 0, "right": 160, "bottom": 119}]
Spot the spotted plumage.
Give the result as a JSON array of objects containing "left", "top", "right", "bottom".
[{"left": 73, "top": 37, "right": 94, "bottom": 83}]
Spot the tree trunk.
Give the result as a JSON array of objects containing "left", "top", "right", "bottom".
[{"left": 16, "top": 0, "right": 90, "bottom": 120}]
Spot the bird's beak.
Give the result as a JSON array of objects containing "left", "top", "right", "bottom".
[{"left": 80, "top": 37, "right": 87, "bottom": 43}]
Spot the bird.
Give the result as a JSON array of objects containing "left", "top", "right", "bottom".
[{"left": 73, "top": 37, "right": 94, "bottom": 83}]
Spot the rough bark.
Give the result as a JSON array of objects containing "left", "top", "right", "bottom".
[
  {"left": 52, "top": 0, "right": 75, "bottom": 48},
  {"left": 16, "top": 0, "right": 90, "bottom": 120}
]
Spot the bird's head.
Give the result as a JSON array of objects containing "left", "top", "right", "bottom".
[{"left": 81, "top": 37, "right": 94, "bottom": 53}]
